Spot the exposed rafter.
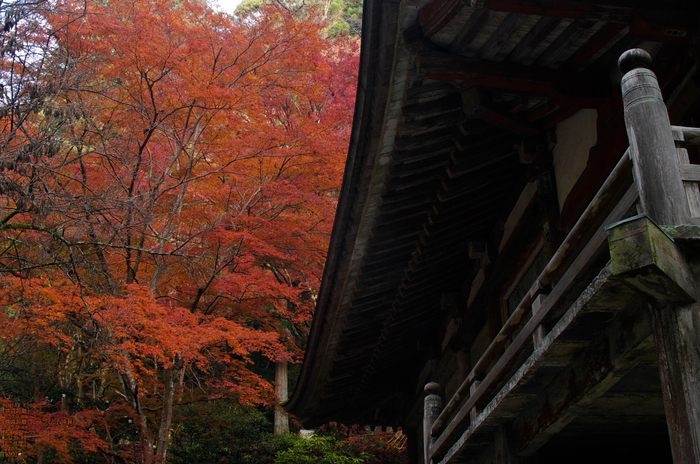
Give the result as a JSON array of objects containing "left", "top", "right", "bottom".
[
  {"left": 416, "top": 51, "right": 609, "bottom": 108},
  {"left": 418, "top": 0, "right": 693, "bottom": 48}
]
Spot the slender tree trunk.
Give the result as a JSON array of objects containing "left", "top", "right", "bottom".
[
  {"left": 155, "top": 357, "right": 183, "bottom": 463},
  {"left": 119, "top": 371, "right": 155, "bottom": 463},
  {"left": 274, "top": 359, "right": 289, "bottom": 435}
]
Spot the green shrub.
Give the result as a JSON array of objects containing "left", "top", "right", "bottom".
[
  {"left": 169, "top": 401, "right": 285, "bottom": 464},
  {"left": 169, "top": 401, "right": 406, "bottom": 464},
  {"left": 274, "top": 435, "right": 362, "bottom": 464}
]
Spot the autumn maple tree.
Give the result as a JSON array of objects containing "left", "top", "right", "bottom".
[{"left": 0, "top": 0, "right": 359, "bottom": 461}]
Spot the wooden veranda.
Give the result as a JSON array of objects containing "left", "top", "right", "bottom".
[{"left": 286, "top": 1, "right": 700, "bottom": 463}]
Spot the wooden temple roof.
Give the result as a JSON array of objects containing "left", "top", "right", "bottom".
[{"left": 285, "top": 0, "right": 698, "bottom": 427}]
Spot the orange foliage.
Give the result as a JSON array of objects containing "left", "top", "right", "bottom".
[
  {"left": 0, "top": 0, "right": 359, "bottom": 460},
  {"left": 0, "top": 398, "right": 106, "bottom": 463}
]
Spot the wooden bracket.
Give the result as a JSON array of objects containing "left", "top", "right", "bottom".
[
  {"left": 531, "top": 293, "right": 548, "bottom": 348},
  {"left": 469, "top": 380, "right": 482, "bottom": 424},
  {"left": 606, "top": 214, "right": 696, "bottom": 308}
]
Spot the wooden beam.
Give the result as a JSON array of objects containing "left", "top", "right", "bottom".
[
  {"left": 679, "top": 164, "right": 700, "bottom": 183},
  {"left": 405, "top": 82, "right": 461, "bottom": 105},
  {"left": 512, "top": 302, "right": 655, "bottom": 455},
  {"left": 607, "top": 214, "right": 696, "bottom": 309},
  {"left": 460, "top": 86, "right": 544, "bottom": 135},
  {"left": 479, "top": 13, "right": 530, "bottom": 61},
  {"left": 402, "top": 95, "right": 463, "bottom": 123},
  {"left": 535, "top": 19, "right": 598, "bottom": 69},
  {"left": 420, "top": 0, "right": 465, "bottom": 38},
  {"left": 562, "top": 22, "right": 627, "bottom": 70},
  {"left": 394, "top": 128, "right": 456, "bottom": 151},
  {"left": 447, "top": 147, "right": 517, "bottom": 179},
  {"left": 475, "top": 108, "right": 543, "bottom": 137},
  {"left": 450, "top": 8, "right": 492, "bottom": 53},
  {"left": 433, "top": 260, "right": 645, "bottom": 463},
  {"left": 629, "top": 12, "right": 692, "bottom": 43},
  {"left": 672, "top": 125, "right": 700, "bottom": 146},
  {"left": 507, "top": 16, "right": 560, "bottom": 64},
  {"left": 618, "top": 49, "right": 700, "bottom": 463},
  {"left": 398, "top": 111, "right": 464, "bottom": 135},
  {"left": 417, "top": 52, "right": 607, "bottom": 108},
  {"left": 494, "top": 424, "right": 521, "bottom": 464},
  {"left": 651, "top": 294, "right": 700, "bottom": 464},
  {"left": 471, "top": 1, "right": 692, "bottom": 43},
  {"left": 472, "top": 0, "right": 630, "bottom": 21},
  {"left": 430, "top": 182, "right": 638, "bottom": 457},
  {"left": 393, "top": 139, "right": 455, "bottom": 164}
]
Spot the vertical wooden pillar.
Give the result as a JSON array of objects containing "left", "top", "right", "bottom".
[
  {"left": 274, "top": 359, "right": 289, "bottom": 435},
  {"left": 494, "top": 424, "right": 521, "bottom": 464},
  {"left": 650, "top": 296, "right": 700, "bottom": 463},
  {"left": 423, "top": 382, "right": 443, "bottom": 464},
  {"left": 618, "top": 49, "right": 700, "bottom": 463},
  {"left": 619, "top": 48, "right": 689, "bottom": 225},
  {"left": 531, "top": 293, "right": 548, "bottom": 348}
]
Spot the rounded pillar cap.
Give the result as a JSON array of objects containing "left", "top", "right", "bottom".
[
  {"left": 424, "top": 382, "right": 441, "bottom": 394},
  {"left": 618, "top": 49, "right": 653, "bottom": 74}
]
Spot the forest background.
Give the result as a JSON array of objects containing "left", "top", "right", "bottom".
[{"left": 0, "top": 0, "right": 402, "bottom": 462}]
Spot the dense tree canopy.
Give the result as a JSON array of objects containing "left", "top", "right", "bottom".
[
  {"left": 236, "top": 0, "right": 363, "bottom": 36},
  {"left": 0, "top": 0, "right": 359, "bottom": 461}
]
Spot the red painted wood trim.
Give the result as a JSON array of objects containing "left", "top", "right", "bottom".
[
  {"left": 563, "top": 22, "right": 627, "bottom": 70},
  {"left": 483, "top": 0, "right": 628, "bottom": 21},
  {"left": 418, "top": 53, "right": 607, "bottom": 108},
  {"left": 420, "top": 0, "right": 464, "bottom": 38}
]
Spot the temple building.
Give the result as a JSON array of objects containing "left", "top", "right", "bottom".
[{"left": 285, "top": 1, "right": 700, "bottom": 463}]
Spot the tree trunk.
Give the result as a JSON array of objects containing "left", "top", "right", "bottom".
[
  {"left": 274, "top": 359, "right": 289, "bottom": 435},
  {"left": 155, "top": 357, "right": 183, "bottom": 463},
  {"left": 119, "top": 371, "right": 155, "bottom": 464}
]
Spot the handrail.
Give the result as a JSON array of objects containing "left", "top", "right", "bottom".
[
  {"left": 430, "top": 182, "right": 639, "bottom": 461},
  {"left": 430, "top": 148, "right": 634, "bottom": 439},
  {"left": 672, "top": 125, "right": 700, "bottom": 145}
]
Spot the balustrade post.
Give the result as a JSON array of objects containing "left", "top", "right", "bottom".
[
  {"left": 423, "top": 382, "right": 443, "bottom": 464},
  {"left": 531, "top": 293, "right": 548, "bottom": 348},
  {"left": 619, "top": 48, "right": 689, "bottom": 225},
  {"left": 616, "top": 49, "right": 700, "bottom": 463}
]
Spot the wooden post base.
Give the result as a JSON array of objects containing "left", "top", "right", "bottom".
[{"left": 608, "top": 214, "right": 700, "bottom": 462}]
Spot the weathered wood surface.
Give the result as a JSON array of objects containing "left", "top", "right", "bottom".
[
  {"left": 434, "top": 263, "right": 647, "bottom": 463},
  {"left": 416, "top": 51, "right": 606, "bottom": 108},
  {"left": 678, "top": 164, "right": 700, "bottom": 182},
  {"left": 619, "top": 49, "right": 689, "bottom": 225},
  {"left": 619, "top": 49, "right": 700, "bottom": 464},
  {"left": 430, "top": 184, "right": 638, "bottom": 460},
  {"left": 287, "top": 0, "right": 699, "bottom": 433},
  {"left": 512, "top": 301, "right": 654, "bottom": 455},
  {"left": 607, "top": 214, "right": 696, "bottom": 308},
  {"left": 652, "top": 294, "right": 700, "bottom": 464},
  {"left": 494, "top": 425, "right": 520, "bottom": 464},
  {"left": 429, "top": 154, "right": 635, "bottom": 437},
  {"left": 424, "top": 383, "right": 444, "bottom": 464},
  {"left": 420, "top": 0, "right": 464, "bottom": 38},
  {"left": 672, "top": 128, "right": 700, "bottom": 218},
  {"left": 672, "top": 125, "right": 700, "bottom": 146}
]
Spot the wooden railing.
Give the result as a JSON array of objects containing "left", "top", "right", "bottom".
[
  {"left": 423, "top": 50, "right": 700, "bottom": 464},
  {"left": 672, "top": 125, "right": 700, "bottom": 220},
  {"left": 427, "top": 149, "right": 638, "bottom": 462}
]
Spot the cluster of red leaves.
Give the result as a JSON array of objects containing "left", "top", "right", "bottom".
[
  {"left": 0, "top": 276, "right": 284, "bottom": 401},
  {"left": 0, "top": 398, "right": 105, "bottom": 463},
  {"left": 0, "top": 0, "right": 359, "bottom": 460}
]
